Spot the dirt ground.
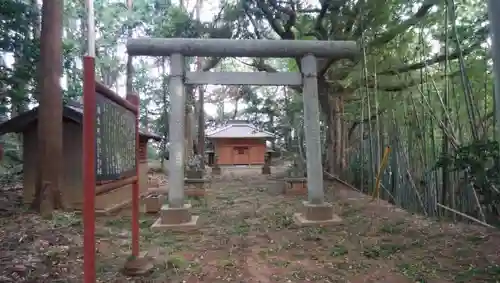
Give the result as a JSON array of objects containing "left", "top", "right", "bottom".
[{"left": 1, "top": 167, "right": 500, "bottom": 282}]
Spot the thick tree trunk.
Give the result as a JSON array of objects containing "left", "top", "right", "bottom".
[
  {"left": 33, "top": 0, "right": 64, "bottom": 214},
  {"left": 195, "top": 0, "right": 205, "bottom": 168},
  {"left": 338, "top": 95, "right": 348, "bottom": 171},
  {"left": 185, "top": 102, "right": 194, "bottom": 161},
  {"left": 318, "top": 79, "right": 349, "bottom": 176},
  {"left": 333, "top": 95, "right": 343, "bottom": 173}
]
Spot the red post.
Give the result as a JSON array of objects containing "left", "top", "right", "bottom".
[
  {"left": 83, "top": 56, "right": 96, "bottom": 283},
  {"left": 126, "top": 93, "right": 140, "bottom": 257}
]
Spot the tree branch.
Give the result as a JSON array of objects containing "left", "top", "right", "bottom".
[
  {"left": 342, "top": 1, "right": 363, "bottom": 38},
  {"left": 255, "top": 0, "right": 287, "bottom": 38},
  {"left": 349, "top": 69, "right": 462, "bottom": 93},
  {"left": 201, "top": 57, "right": 222, "bottom": 71},
  {"left": 244, "top": 9, "right": 263, "bottom": 39},
  {"left": 268, "top": 0, "right": 296, "bottom": 34},
  {"left": 309, "top": 0, "right": 334, "bottom": 40},
  {"left": 368, "top": 0, "right": 437, "bottom": 49},
  {"left": 377, "top": 29, "right": 487, "bottom": 76},
  {"left": 348, "top": 108, "right": 386, "bottom": 140},
  {"left": 250, "top": 58, "right": 303, "bottom": 93}
]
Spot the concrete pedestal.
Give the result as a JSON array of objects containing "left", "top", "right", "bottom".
[
  {"left": 122, "top": 252, "right": 154, "bottom": 276},
  {"left": 211, "top": 166, "right": 221, "bottom": 175},
  {"left": 148, "top": 177, "right": 160, "bottom": 188},
  {"left": 144, "top": 195, "right": 165, "bottom": 214},
  {"left": 184, "top": 178, "right": 208, "bottom": 196},
  {"left": 261, "top": 165, "right": 271, "bottom": 175},
  {"left": 284, "top": 177, "right": 307, "bottom": 195},
  {"left": 186, "top": 169, "right": 203, "bottom": 179},
  {"left": 293, "top": 201, "right": 342, "bottom": 227},
  {"left": 151, "top": 203, "right": 199, "bottom": 231}
]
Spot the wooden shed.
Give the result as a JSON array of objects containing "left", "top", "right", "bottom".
[
  {"left": 206, "top": 121, "right": 274, "bottom": 166},
  {"left": 0, "top": 101, "right": 161, "bottom": 214}
]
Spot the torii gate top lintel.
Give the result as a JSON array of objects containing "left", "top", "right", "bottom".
[{"left": 126, "top": 38, "right": 359, "bottom": 59}]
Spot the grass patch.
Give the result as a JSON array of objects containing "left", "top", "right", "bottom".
[
  {"left": 363, "top": 243, "right": 405, "bottom": 259},
  {"left": 397, "top": 262, "right": 439, "bottom": 282},
  {"left": 329, "top": 245, "right": 348, "bottom": 257},
  {"left": 340, "top": 206, "right": 363, "bottom": 217},
  {"left": 231, "top": 220, "right": 251, "bottom": 235},
  {"left": 270, "top": 259, "right": 290, "bottom": 267},
  {"left": 166, "top": 255, "right": 190, "bottom": 269},
  {"left": 271, "top": 211, "right": 294, "bottom": 230},
  {"left": 455, "top": 264, "right": 500, "bottom": 283},
  {"left": 378, "top": 220, "right": 406, "bottom": 234},
  {"left": 50, "top": 212, "right": 82, "bottom": 228},
  {"left": 217, "top": 258, "right": 236, "bottom": 270},
  {"left": 465, "top": 234, "right": 488, "bottom": 244}
]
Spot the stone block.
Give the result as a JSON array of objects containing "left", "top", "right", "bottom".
[
  {"left": 160, "top": 203, "right": 191, "bottom": 224},
  {"left": 184, "top": 179, "right": 208, "bottom": 196},
  {"left": 122, "top": 251, "right": 154, "bottom": 276},
  {"left": 186, "top": 170, "right": 203, "bottom": 179},
  {"left": 284, "top": 177, "right": 307, "bottom": 195},
  {"left": 151, "top": 203, "right": 199, "bottom": 231},
  {"left": 144, "top": 195, "right": 164, "bottom": 214},
  {"left": 211, "top": 166, "right": 221, "bottom": 175},
  {"left": 293, "top": 201, "right": 342, "bottom": 227},
  {"left": 261, "top": 165, "right": 271, "bottom": 175},
  {"left": 148, "top": 178, "right": 160, "bottom": 188}
]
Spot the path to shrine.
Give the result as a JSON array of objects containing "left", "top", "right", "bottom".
[{"left": 0, "top": 165, "right": 499, "bottom": 282}]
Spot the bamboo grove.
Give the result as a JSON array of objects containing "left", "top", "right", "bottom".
[{"left": 342, "top": 1, "right": 497, "bottom": 226}]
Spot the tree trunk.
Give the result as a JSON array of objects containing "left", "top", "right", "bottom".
[
  {"left": 318, "top": 79, "right": 349, "bottom": 176},
  {"left": 33, "top": 0, "right": 64, "bottom": 212},
  {"left": 333, "top": 95, "right": 342, "bottom": 173},
  {"left": 195, "top": 0, "right": 205, "bottom": 168},
  {"left": 185, "top": 95, "right": 194, "bottom": 162},
  {"left": 338, "top": 94, "right": 347, "bottom": 172}
]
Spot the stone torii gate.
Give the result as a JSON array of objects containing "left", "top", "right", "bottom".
[{"left": 126, "top": 38, "right": 359, "bottom": 230}]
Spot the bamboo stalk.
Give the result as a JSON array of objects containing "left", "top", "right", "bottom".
[{"left": 437, "top": 203, "right": 494, "bottom": 229}]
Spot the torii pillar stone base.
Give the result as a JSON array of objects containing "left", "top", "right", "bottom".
[
  {"left": 293, "top": 201, "right": 342, "bottom": 227},
  {"left": 151, "top": 203, "right": 199, "bottom": 232}
]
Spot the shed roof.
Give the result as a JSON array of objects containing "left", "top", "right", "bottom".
[
  {"left": 0, "top": 101, "right": 162, "bottom": 141},
  {"left": 206, "top": 121, "right": 274, "bottom": 139}
]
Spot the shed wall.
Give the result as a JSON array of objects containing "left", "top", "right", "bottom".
[
  {"left": 214, "top": 138, "right": 266, "bottom": 165},
  {"left": 23, "top": 121, "right": 83, "bottom": 207},
  {"left": 22, "top": 120, "right": 149, "bottom": 211}
]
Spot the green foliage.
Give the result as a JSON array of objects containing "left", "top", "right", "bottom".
[
  {"left": 0, "top": 0, "right": 36, "bottom": 52},
  {"left": 0, "top": 0, "right": 40, "bottom": 104},
  {"left": 436, "top": 140, "right": 499, "bottom": 177},
  {"left": 435, "top": 140, "right": 500, "bottom": 219}
]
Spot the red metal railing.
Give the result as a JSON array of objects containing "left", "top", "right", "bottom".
[{"left": 83, "top": 55, "right": 140, "bottom": 283}]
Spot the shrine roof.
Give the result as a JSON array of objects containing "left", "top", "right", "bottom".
[
  {"left": 0, "top": 101, "right": 161, "bottom": 141},
  {"left": 206, "top": 121, "right": 274, "bottom": 139}
]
